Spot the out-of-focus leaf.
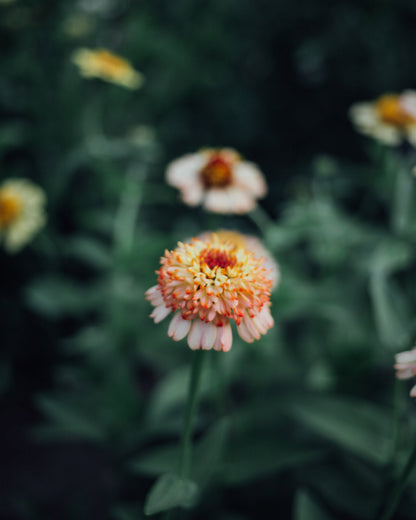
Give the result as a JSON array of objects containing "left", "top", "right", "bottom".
[
  {"left": 365, "top": 238, "right": 413, "bottom": 274},
  {"left": 223, "top": 439, "right": 323, "bottom": 485},
  {"left": 130, "top": 445, "right": 178, "bottom": 477},
  {"left": 64, "top": 235, "right": 113, "bottom": 270},
  {"left": 369, "top": 271, "right": 411, "bottom": 349},
  {"left": 193, "top": 417, "right": 229, "bottom": 485},
  {"left": 35, "top": 396, "right": 105, "bottom": 442},
  {"left": 130, "top": 418, "right": 229, "bottom": 482},
  {"left": 290, "top": 395, "right": 390, "bottom": 465},
  {"left": 294, "top": 490, "right": 332, "bottom": 520},
  {"left": 146, "top": 366, "right": 211, "bottom": 424},
  {"left": 24, "top": 277, "right": 105, "bottom": 318},
  {"left": 111, "top": 504, "right": 145, "bottom": 520},
  {"left": 144, "top": 473, "right": 199, "bottom": 515}
]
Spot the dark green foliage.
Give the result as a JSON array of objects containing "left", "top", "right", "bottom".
[{"left": 3, "top": 1, "right": 416, "bottom": 519}]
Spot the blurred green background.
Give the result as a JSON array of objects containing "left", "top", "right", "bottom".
[{"left": 3, "top": 1, "right": 416, "bottom": 519}]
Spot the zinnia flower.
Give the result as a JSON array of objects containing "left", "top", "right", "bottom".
[
  {"left": 197, "top": 230, "right": 280, "bottom": 290},
  {"left": 145, "top": 232, "right": 274, "bottom": 351},
  {"left": 395, "top": 346, "right": 416, "bottom": 397},
  {"left": 0, "top": 178, "right": 46, "bottom": 252},
  {"left": 71, "top": 48, "right": 144, "bottom": 89},
  {"left": 349, "top": 91, "right": 416, "bottom": 146},
  {"left": 166, "top": 148, "right": 267, "bottom": 214}
]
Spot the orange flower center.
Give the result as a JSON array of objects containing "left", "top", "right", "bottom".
[
  {"left": 376, "top": 95, "right": 416, "bottom": 128},
  {"left": 199, "top": 154, "right": 233, "bottom": 188},
  {"left": 0, "top": 189, "right": 21, "bottom": 227},
  {"left": 200, "top": 247, "right": 237, "bottom": 270},
  {"left": 94, "top": 50, "right": 130, "bottom": 78}
]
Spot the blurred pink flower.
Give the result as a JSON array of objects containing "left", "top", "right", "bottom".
[
  {"left": 166, "top": 148, "right": 267, "bottom": 214},
  {"left": 145, "top": 232, "right": 274, "bottom": 351},
  {"left": 395, "top": 346, "right": 416, "bottom": 397}
]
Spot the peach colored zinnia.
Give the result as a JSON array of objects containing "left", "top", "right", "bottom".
[
  {"left": 395, "top": 346, "right": 416, "bottom": 397},
  {"left": 166, "top": 148, "right": 267, "bottom": 214},
  {"left": 349, "top": 91, "right": 416, "bottom": 146},
  {"left": 197, "top": 230, "right": 280, "bottom": 290},
  {"left": 145, "top": 233, "right": 274, "bottom": 351}
]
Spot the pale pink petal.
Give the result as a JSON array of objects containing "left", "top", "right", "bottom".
[
  {"left": 252, "top": 306, "right": 274, "bottom": 335},
  {"left": 188, "top": 320, "right": 204, "bottom": 350},
  {"left": 181, "top": 181, "right": 204, "bottom": 206},
  {"left": 395, "top": 349, "right": 416, "bottom": 364},
  {"left": 150, "top": 304, "right": 171, "bottom": 323},
  {"left": 242, "top": 313, "right": 261, "bottom": 340},
  {"left": 226, "top": 187, "right": 257, "bottom": 214},
  {"left": 201, "top": 322, "right": 218, "bottom": 350},
  {"left": 237, "top": 320, "right": 255, "bottom": 343},
  {"left": 410, "top": 384, "right": 416, "bottom": 398},
  {"left": 145, "top": 285, "right": 164, "bottom": 306},
  {"left": 203, "top": 188, "right": 233, "bottom": 213},
  {"left": 168, "top": 312, "right": 191, "bottom": 341},
  {"left": 166, "top": 153, "right": 205, "bottom": 188},
  {"left": 233, "top": 162, "right": 267, "bottom": 197}
]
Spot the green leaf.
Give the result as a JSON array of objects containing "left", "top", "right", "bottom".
[
  {"left": 193, "top": 417, "right": 229, "bottom": 485},
  {"left": 223, "top": 440, "right": 323, "bottom": 485},
  {"left": 35, "top": 396, "right": 105, "bottom": 442},
  {"left": 369, "top": 271, "right": 411, "bottom": 349},
  {"left": 64, "top": 236, "right": 113, "bottom": 270},
  {"left": 130, "top": 445, "right": 178, "bottom": 476},
  {"left": 144, "top": 473, "right": 199, "bottom": 516},
  {"left": 290, "top": 395, "right": 390, "bottom": 465},
  {"left": 24, "top": 277, "right": 105, "bottom": 318},
  {"left": 294, "top": 490, "right": 332, "bottom": 520}
]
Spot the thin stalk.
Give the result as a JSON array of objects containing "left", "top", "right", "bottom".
[
  {"left": 179, "top": 350, "right": 206, "bottom": 479},
  {"left": 391, "top": 165, "right": 414, "bottom": 235},
  {"left": 249, "top": 205, "right": 274, "bottom": 237},
  {"left": 388, "top": 379, "right": 404, "bottom": 468},
  {"left": 113, "top": 163, "right": 145, "bottom": 258},
  {"left": 378, "top": 436, "right": 416, "bottom": 520}
]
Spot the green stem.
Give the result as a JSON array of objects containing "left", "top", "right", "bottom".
[
  {"left": 388, "top": 379, "right": 404, "bottom": 468},
  {"left": 249, "top": 205, "right": 274, "bottom": 237},
  {"left": 113, "top": 163, "right": 145, "bottom": 258},
  {"left": 378, "top": 435, "right": 416, "bottom": 520},
  {"left": 179, "top": 350, "right": 206, "bottom": 479},
  {"left": 391, "top": 159, "right": 414, "bottom": 235}
]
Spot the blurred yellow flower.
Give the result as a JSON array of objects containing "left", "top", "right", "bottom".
[
  {"left": 349, "top": 91, "right": 416, "bottom": 146},
  {"left": 71, "top": 48, "right": 144, "bottom": 89},
  {"left": 166, "top": 148, "right": 267, "bottom": 214},
  {"left": 0, "top": 179, "right": 46, "bottom": 253}
]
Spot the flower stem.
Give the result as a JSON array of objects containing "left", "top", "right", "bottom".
[
  {"left": 249, "top": 205, "right": 274, "bottom": 237},
  {"left": 179, "top": 350, "right": 206, "bottom": 479},
  {"left": 378, "top": 435, "right": 416, "bottom": 520},
  {"left": 391, "top": 157, "right": 414, "bottom": 235}
]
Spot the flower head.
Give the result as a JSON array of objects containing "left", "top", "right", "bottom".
[
  {"left": 145, "top": 232, "right": 274, "bottom": 351},
  {"left": 394, "top": 346, "right": 416, "bottom": 397},
  {"left": 0, "top": 178, "right": 46, "bottom": 252},
  {"left": 166, "top": 148, "right": 267, "bottom": 214},
  {"left": 71, "top": 48, "right": 143, "bottom": 89},
  {"left": 197, "top": 230, "right": 280, "bottom": 290},
  {"left": 349, "top": 91, "right": 416, "bottom": 146}
]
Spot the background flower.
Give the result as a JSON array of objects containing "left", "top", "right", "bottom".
[
  {"left": 166, "top": 148, "right": 267, "bottom": 214},
  {"left": 0, "top": 178, "right": 46, "bottom": 252},
  {"left": 349, "top": 91, "right": 416, "bottom": 146},
  {"left": 71, "top": 48, "right": 144, "bottom": 89}
]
